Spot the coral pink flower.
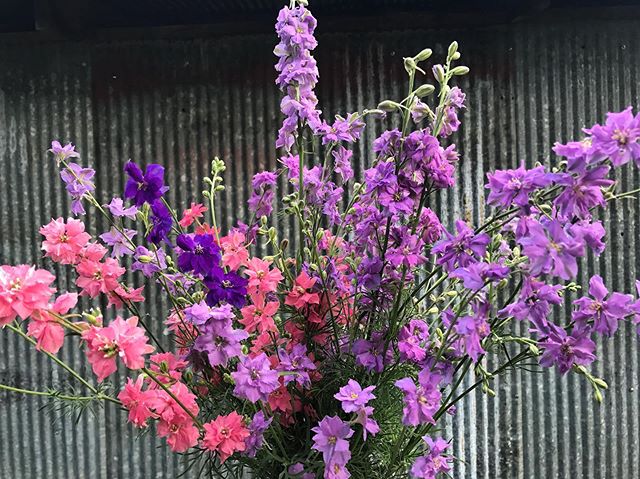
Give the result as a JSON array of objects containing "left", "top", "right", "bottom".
[
  {"left": 40, "top": 217, "right": 91, "bottom": 264},
  {"left": 245, "top": 258, "right": 284, "bottom": 294},
  {"left": 240, "top": 294, "right": 279, "bottom": 334},
  {"left": 151, "top": 382, "right": 200, "bottom": 452},
  {"left": 118, "top": 375, "right": 158, "bottom": 428},
  {"left": 82, "top": 316, "right": 154, "bottom": 381},
  {"left": 0, "top": 265, "right": 56, "bottom": 326},
  {"left": 220, "top": 231, "right": 250, "bottom": 271},
  {"left": 268, "top": 381, "right": 293, "bottom": 414},
  {"left": 107, "top": 284, "right": 145, "bottom": 308},
  {"left": 165, "top": 309, "right": 198, "bottom": 353},
  {"left": 157, "top": 417, "right": 200, "bottom": 453},
  {"left": 179, "top": 202, "right": 207, "bottom": 228},
  {"left": 149, "top": 352, "right": 188, "bottom": 384},
  {"left": 285, "top": 271, "right": 320, "bottom": 309},
  {"left": 27, "top": 292, "right": 77, "bottom": 354},
  {"left": 77, "top": 242, "right": 108, "bottom": 263},
  {"left": 202, "top": 411, "right": 250, "bottom": 463},
  {"left": 76, "top": 258, "right": 125, "bottom": 298}
]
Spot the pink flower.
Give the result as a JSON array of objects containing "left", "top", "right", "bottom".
[
  {"left": 240, "top": 294, "right": 279, "bottom": 334},
  {"left": 107, "top": 284, "right": 145, "bottom": 308},
  {"left": 179, "top": 202, "right": 207, "bottom": 228},
  {"left": 149, "top": 352, "right": 188, "bottom": 384},
  {"left": 202, "top": 411, "right": 250, "bottom": 463},
  {"left": 82, "top": 316, "right": 154, "bottom": 381},
  {"left": 76, "top": 258, "right": 125, "bottom": 298},
  {"left": 118, "top": 375, "right": 157, "bottom": 428},
  {"left": 245, "top": 257, "right": 284, "bottom": 294},
  {"left": 40, "top": 218, "right": 91, "bottom": 264},
  {"left": 77, "top": 242, "right": 108, "bottom": 262},
  {"left": 285, "top": 271, "right": 320, "bottom": 309},
  {"left": 157, "top": 414, "right": 200, "bottom": 452},
  {"left": 220, "top": 231, "right": 250, "bottom": 271},
  {"left": 151, "top": 382, "right": 200, "bottom": 452},
  {"left": 27, "top": 292, "right": 77, "bottom": 354},
  {"left": 0, "top": 265, "right": 56, "bottom": 326}
]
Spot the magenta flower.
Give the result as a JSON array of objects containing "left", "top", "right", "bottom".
[
  {"left": 231, "top": 353, "right": 280, "bottom": 403},
  {"left": 311, "top": 415, "right": 353, "bottom": 467},
  {"left": 410, "top": 436, "right": 453, "bottom": 479},
  {"left": 451, "top": 261, "right": 510, "bottom": 291},
  {"left": 454, "top": 315, "right": 490, "bottom": 363},
  {"left": 352, "top": 332, "right": 392, "bottom": 373},
  {"left": 500, "top": 278, "right": 563, "bottom": 334},
  {"left": 485, "top": 163, "right": 551, "bottom": 209},
  {"left": 553, "top": 165, "right": 614, "bottom": 219},
  {"left": 585, "top": 106, "right": 640, "bottom": 166},
  {"left": 334, "top": 379, "right": 376, "bottom": 413},
  {"left": 572, "top": 275, "right": 633, "bottom": 336},
  {"left": 539, "top": 323, "right": 596, "bottom": 374},
  {"left": 398, "top": 319, "right": 430, "bottom": 363},
  {"left": 432, "top": 220, "right": 490, "bottom": 271},
  {"left": 394, "top": 369, "right": 442, "bottom": 426}
]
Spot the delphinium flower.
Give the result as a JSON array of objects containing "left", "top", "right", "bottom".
[
  {"left": 410, "top": 436, "right": 453, "bottom": 479},
  {"left": 572, "top": 274, "right": 633, "bottom": 336},
  {"left": 499, "top": 278, "right": 563, "bottom": 334},
  {"left": 552, "top": 138, "right": 599, "bottom": 172},
  {"left": 332, "top": 146, "right": 354, "bottom": 182},
  {"left": 244, "top": 411, "right": 273, "bottom": 457},
  {"left": 232, "top": 353, "right": 280, "bottom": 403},
  {"left": 132, "top": 246, "right": 167, "bottom": 277},
  {"left": 49, "top": 140, "right": 80, "bottom": 165},
  {"left": 178, "top": 202, "right": 207, "bottom": 228},
  {"left": 75, "top": 255, "right": 125, "bottom": 298},
  {"left": 585, "top": 106, "right": 640, "bottom": 166},
  {"left": 204, "top": 270, "right": 248, "bottom": 308},
  {"left": 311, "top": 415, "right": 354, "bottom": 478},
  {"left": 454, "top": 314, "right": 490, "bottom": 363},
  {"left": 27, "top": 292, "right": 77, "bottom": 354},
  {"left": 60, "top": 162, "right": 96, "bottom": 215},
  {"left": 239, "top": 294, "right": 279, "bottom": 334},
  {"left": 151, "top": 382, "right": 200, "bottom": 452},
  {"left": 286, "top": 271, "right": 320, "bottom": 309},
  {"left": 40, "top": 217, "right": 91, "bottom": 264},
  {"left": 438, "top": 85, "right": 466, "bottom": 138},
  {"left": 485, "top": 162, "right": 551, "bottom": 209},
  {"left": 334, "top": 379, "right": 376, "bottom": 413},
  {"left": 248, "top": 171, "right": 278, "bottom": 218},
  {"left": 245, "top": 257, "right": 284, "bottom": 294},
  {"left": 451, "top": 261, "right": 510, "bottom": 291},
  {"left": 123, "top": 161, "right": 169, "bottom": 206},
  {"left": 99, "top": 227, "right": 137, "bottom": 258},
  {"left": 432, "top": 220, "right": 490, "bottom": 271},
  {"left": 117, "top": 375, "right": 157, "bottom": 428},
  {"left": 395, "top": 369, "right": 443, "bottom": 426},
  {"left": 398, "top": 319, "right": 430, "bottom": 363},
  {"left": 81, "top": 316, "right": 155, "bottom": 381},
  {"left": 176, "top": 233, "right": 221, "bottom": 276},
  {"left": 106, "top": 197, "right": 139, "bottom": 220},
  {"left": 352, "top": 331, "right": 393, "bottom": 373},
  {"left": 538, "top": 323, "right": 596, "bottom": 374},
  {"left": 202, "top": 411, "right": 250, "bottom": 463},
  {"left": 148, "top": 352, "right": 187, "bottom": 384},
  {"left": 220, "top": 231, "right": 250, "bottom": 270},
  {"left": 0, "top": 265, "right": 56, "bottom": 325},
  {"left": 147, "top": 200, "right": 173, "bottom": 244},
  {"left": 553, "top": 165, "right": 614, "bottom": 219},
  {"left": 194, "top": 322, "right": 248, "bottom": 367},
  {"left": 278, "top": 343, "right": 317, "bottom": 387}
]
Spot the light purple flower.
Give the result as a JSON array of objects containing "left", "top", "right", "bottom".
[
  {"left": 354, "top": 406, "right": 379, "bottom": 441},
  {"left": 194, "top": 324, "right": 247, "bottom": 368},
  {"left": 398, "top": 320, "right": 430, "bottom": 363},
  {"left": 132, "top": 246, "right": 167, "bottom": 277},
  {"left": 539, "top": 323, "right": 596, "bottom": 374},
  {"left": 231, "top": 353, "right": 280, "bottom": 403},
  {"left": 60, "top": 162, "right": 96, "bottom": 215},
  {"left": 311, "top": 415, "right": 353, "bottom": 467},
  {"left": 106, "top": 198, "right": 139, "bottom": 220},
  {"left": 410, "top": 436, "right": 453, "bottom": 479},
  {"left": 499, "top": 278, "right": 563, "bottom": 335},
  {"left": 395, "top": 369, "right": 442, "bottom": 426},
  {"left": 49, "top": 140, "right": 80, "bottom": 165},
  {"left": 244, "top": 411, "right": 272, "bottom": 457},
  {"left": 334, "top": 379, "right": 376, "bottom": 413},
  {"left": 99, "top": 227, "right": 136, "bottom": 258},
  {"left": 585, "top": 106, "right": 640, "bottom": 167},
  {"left": 454, "top": 315, "right": 490, "bottom": 363},
  {"left": 451, "top": 262, "right": 510, "bottom": 291},
  {"left": 332, "top": 146, "right": 354, "bottom": 182},
  {"left": 572, "top": 275, "right": 633, "bottom": 336},
  {"left": 278, "top": 344, "right": 316, "bottom": 387}
]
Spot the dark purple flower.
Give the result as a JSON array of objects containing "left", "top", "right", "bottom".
[
  {"left": 373, "top": 129, "right": 402, "bottom": 157},
  {"left": 204, "top": 270, "right": 248, "bottom": 308},
  {"left": 352, "top": 332, "right": 392, "bottom": 373},
  {"left": 539, "top": 323, "right": 596, "bottom": 374},
  {"left": 432, "top": 220, "right": 490, "bottom": 271},
  {"left": 60, "top": 162, "right": 96, "bottom": 215},
  {"left": 245, "top": 411, "right": 272, "bottom": 457},
  {"left": 147, "top": 200, "right": 173, "bottom": 244},
  {"left": 553, "top": 139, "right": 601, "bottom": 173},
  {"left": 311, "top": 415, "right": 353, "bottom": 467},
  {"left": 357, "top": 257, "right": 383, "bottom": 291},
  {"left": 387, "top": 232, "right": 426, "bottom": 269},
  {"left": 417, "top": 207, "right": 443, "bottom": 244},
  {"left": 572, "top": 274, "right": 633, "bottom": 336},
  {"left": 585, "top": 106, "right": 640, "bottom": 167},
  {"left": 395, "top": 369, "right": 442, "bottom": 426},
  {"left": 231, "top": 353, "right": 280, "bottom": 403},
  {"left": 553, "top": 165, "right": 614, "bottom": 219},
  {"left": 486, "top": 163, "right": 551, "bottom": 209},
  {"left": 176, "top": 233, "right": 221, "bottom": 276},
  {"left": 334, "top": 379, "right": 376, "bottom": 413},
  {"left": 124, "top": 161, "right": 169, "bottom": 206}
]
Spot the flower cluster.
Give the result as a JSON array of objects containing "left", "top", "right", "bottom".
[{"left": 2, "top": 2, "right": 640, "bottom": 479}]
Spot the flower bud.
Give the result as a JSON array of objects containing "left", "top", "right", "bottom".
[
  {"left": 447, "top": 41, "right": 459, "bottom": 59},
  {"left": 377, "top": 100, "right": 400, "bottom": 112},
  {"left": 427, "top": 306, "right": 439, "bottom": 314},
  {"left": 414, "top": 84, "right": 436, "bottom": 98},
  {"left": 451, "top": 66, "right": 470, "bottom": 76},
  {"left": 414, "top": 48, "right": 433, "bottom": 62},
  {"left": 451, "top": 51, "right": 461, "bottom": 61},
  {"left": 136, "top": 255, "right": 153, "bottom": 263},
  {"left": 404, "top": 57, "right": 417, "bottom": 74},
  {"left": 280, "top": 239, "right": 289, "bottom": 250},
  {"left": 432, "top": 64, "right": 446, "bottom": 83}
]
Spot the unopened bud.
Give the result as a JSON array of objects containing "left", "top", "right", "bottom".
[
  {"left": 137, "top": 255, "right": 153, "bottom": 263},
  {"left": 414, "top": 84, "right": 436, "bottom": 98},
  {"left": 451, "top": 66, "right": 470, "bottom": 76},
  {"left": 377, "top": 100, "right": 400, "bottom": 112},
  {"left": 447, "top": 41, "right": 459, "bottom": 59},
  {"left": 414, "top": 48, "right": 433, "bottom": 62},
  {"left": 427, "top": 306, "right": 439, "bottom": 314},
  {"left": 432, "top": 64, "right": 446, "bottom": 83},
  {"left": 404, "top": 57, "right": 417, "bottom": 74}
]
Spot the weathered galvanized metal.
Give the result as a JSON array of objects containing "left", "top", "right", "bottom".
[{"left": 0, "top": 8, "right": 639, "bottom": 478}]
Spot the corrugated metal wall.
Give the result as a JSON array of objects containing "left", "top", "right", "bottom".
[{"left": 0, "top": 9, "right": 639, "bottom": 478}]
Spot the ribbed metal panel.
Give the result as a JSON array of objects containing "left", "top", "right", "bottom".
[{"left": 0, "top": 10, "right": 639, "bottom": 479}]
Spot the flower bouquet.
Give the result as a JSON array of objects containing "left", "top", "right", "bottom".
[{"left": 2, "top": 1, "right": 640, "bottom": 478}]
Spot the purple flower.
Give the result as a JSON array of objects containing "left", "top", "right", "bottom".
[
  {"left": 60, "top": 162, "right": 96, "bottom": 215},
  {"left": 334, "top": 379, "right": 376, "bottom": 413},
  {"left": 572, "top": 274, "right": 632, "bottom": 336},
  {"left": 311, "top": 415, "right": 354, "bottom": 467},
  {"left": 332, "top": 146, "right": 354, "bottom": 182},
  {"left": 147, "top": 200, "right": 173, "bottom": 245},
  {"left": 49, "top": 140, "right": 80, "bottom": 164},
  {"left": 124, "top": 161, "right": 169, "bottom": 206},
  {"left": 500, "top": 278, "right": 563, "bottom": 334},
  {"left": 99, "top": 227, "right": 136, "bottom": 258},
  {"left": 245, "top": 411, "right": 272, "bottom": 457},
  {"left": 232, "top": 353, "right": 280, "bottom": 403},
  {"left": 539, "top": 323, "right": 596, "bottom": 374},
  {"left": 585, "top": 106, "right": 640, "bottom": 167},
  {"left": 485, "top": 163, "right": 551, "bottom": 209},
  {"left": 518, "top": 220, "right": 583, "bottom": 280},
  {"left": 278, "top": 344, "right": 316, "bottom": 387},
  {"left": 357, "top": 257, "right": 383, "bottom": 291},
  {"left": 432, "top": 220, "right": 490, "bottom": 271},
  {"left": 132, "top": 246, "right": 167, "bottom": 277},
  {"left": 352, "top": 332, "right": 392, "bottom": 373},
  {"left": 553, "top": 165, "right": 614, "bottom": 219},
  {"left": 373, "top": 129, "right": 402, "bottom": 157},
  {"left": 451, "top": 262, "right": 510, "bottom": 291},
  {"left": 410, "top": 436, "right": 453, "bottom": 479},
  {"left": 378, "top": 182, "right": 414, "bottom": 216},
  {"left": 184, "top": 302, "right": 234, "bottom": 329},
  {"left": 321, "top": 113, "right": 365, "bottom": 145},
  {"left": 248, "top": 171, "right": 277, "bottom": 218},
  {"left": 387, "top": 232, "right": 426, "bottom": 268},
  {"left": 354, "top": 406, "right": 379, "bottom": 441},
  {"left": 176, "top": 233, "right": 221, "bottom": 276},
  {"left": 424, "top": 147, "right": 456, "bottom": 189},
  {"left": 398, "top": 320, "right": 430, "bottom": 363},
  {"left": 194, "top": 323, "right": 247, "bottom": 368},
  {"left": 417, "top": 207, "right": 443, "bottom": 244},
  {"left": 569, "top": 220, "right": 606, "bottom": 256},
  {"left": 454, "top": 315, "right": 490, "bottom": 363},
  {"left": 553, "top": 139, "right": 601, "bottom": 173},
  {"left": 394, "top": 369, "right": 442, "bottom": 426},
  {"left": 204, "top": 270, "right": 248, "bottom": 308},
  {"left": 106, "top": 198, "right": 138, "bottom": 220}
]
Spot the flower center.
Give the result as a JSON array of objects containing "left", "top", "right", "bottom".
[
  {"left": 612, "top": 128, "right": 629, "bottom": 145},
  {"left": 328, "top": 436, "right": 337, "bottom": 445},
  {"left": 194, "top": 245, "right": 204, "bottom": 254},
  {"left": 9, "top": 279, "right": 22, "bottom": 292},
  {"left": 59, "top": 233, "right": 69, "bottom": 243}
]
